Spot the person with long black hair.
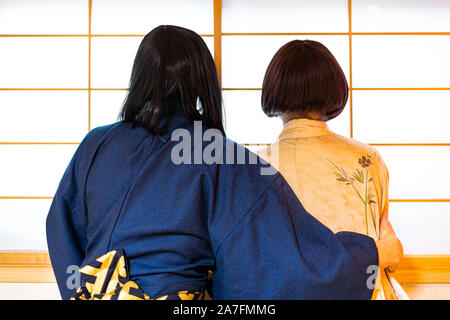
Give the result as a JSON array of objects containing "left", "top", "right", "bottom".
[{"left": 46, "top": 26, "right": 402, "bottom": 300}]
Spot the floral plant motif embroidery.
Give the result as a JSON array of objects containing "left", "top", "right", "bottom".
[{"left": 327, "top": 155, "right": 378, "bottom": 236}]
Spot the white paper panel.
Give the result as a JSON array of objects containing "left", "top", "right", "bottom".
[
  {"left": 222, "top": 35, "right": 349, "bottom": 88},
  {"left": 353, "top": 90, "right": 450, "bottom": 143},
  {"left": 352, "top": 36, "right": 450, "bottom": 88},
  {"left": 91, "top": 36, "right": 214, "bottom": 88},
  {"left": 326, "top": 104, "right": 351, "bottom": 138},
  {"left": 222, "top": 0, "right": 348, "bottom": 33},
  {"left": 376, "top": 146, "right": 450, "bottom": 199},
  {"left": 0, "top": 199, "right": 51, "bottom": 250},
  {"left": 0, "top": 145, "right": 77, "bottom": 196},
  {"left": 0, "top": 283, "right": 61, "bottom": 300},
  {"left": 223, "top": 90, "right": 351, "bottom": 143},
  {"left": 0, "top": 0, "right": 88, "bottom": 34},
  {"left": 390, "top": 202, "right": 450, "bottom": 254},
  {"left": 0, "top": 91, "right": 88, "bottom": 142},
  {"left": 91, "top": 37, "right": 141, "bottom": 89},
  {"left": 0, "top": 37, "right": 88, "bottom": 88},
  {"left": 92, "top": 0, "right": 213, "bottom": 35},
  {"left": 91, "top": 90, "right": 128, "bottom": 129},
  {"left": 353, "top": 0, "right": 450, "bottom": 32},
  {"left": 223, "top": 90, "right": 282, "bottom": 144}
]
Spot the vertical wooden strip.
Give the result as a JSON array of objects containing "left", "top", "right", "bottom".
[
  {"left": 348, "top": 0, "right": 353, "bottom": 138},
  {"left": 214, "top": 0, "right": 222, "bottom": 85},
  {"left": 88, "top": 0, "right": 92, "bottom": 131}
]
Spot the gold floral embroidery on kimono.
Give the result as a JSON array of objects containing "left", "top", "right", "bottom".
[{"left": 71, "top": 249, "right": 203, "bottom": 300}]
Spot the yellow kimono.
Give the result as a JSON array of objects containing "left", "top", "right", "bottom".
[{"left": 258, "top": 118, "right": 407, "bottom": 300}]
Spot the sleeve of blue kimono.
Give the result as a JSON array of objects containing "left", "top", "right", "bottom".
[
  {"left": 46, "top": 146, "right": 88, "bottom": 300},
  {"left": 45, "top": 128, "right": 105, "bottom": 299},
  {"left": 211, "top": 174, "right": 378, "bottom": 300}
]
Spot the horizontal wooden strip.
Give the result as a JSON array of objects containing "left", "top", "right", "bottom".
[
  {"left": 0, "top": 197, "right": 449, "bottom": 202},
  {"left": 223, "top": 88, "right": 450, "bottom": 91},
  {"left": 0, "top": 34, "right": 213, "bottom": 37},
  {"left": 0, "top": 197, "right": 54, "bottom": 200},
  {"left": 0, "top": 197, "right": 449, "bottom": 203},
  {"left": 398, "top": 255, "right": 450, "bottom": 270},
  {"left": 241, "top": 143, "right": 271, "bottom": 146},
  {"left": 0, "top": 34, "right": 87, "bottom": 37},
  {"left": 389, "top": 199, "right": 450, "bottom": 203},
  {"left": 222, "top": 88, "right": 261, "bottom": 90},
  {"left": 0, "top": 252, "right": 53, "bottom": 283},
  {"left": 1, "top": 33, "right": 450, "bottom": 38},
  {"left": 0, "top": 252, "right": 448, "bottom": 284},
  {"left": 243, "top": 143, "right": 450, "bottom": 147},
  {"left": 395, "top": 270, "right": 450, "bottom": 284},
  {"left": 1, "top": 142, "right": 448, "bottom": 147},
  {"left": 370, "top": 144, "right": 450, "bottom": 146},
  {"left": 0, "top": 88, "right": 88, "bottom": 91},
  {"left": 353, "top": 88, "right": 450, "bottom": 90},
  {"left": 394, "top": 255, "right": 450, "bottom": 284},
  {"left": 222, "top": 32, "right": 349, "bottom": 36},
  {"left": 2, "top": 88, "right": 450, "bottom": 91},
  {"left": 353, "top": 32, "right": 450, "bottom": 36},
  {"left": 0, "top": 88, "right": 128, "bottom": 91},
  {"left": 93, "top": 34, "right": 214, "bottom": 37},
  {"left": 222, "top": 32, "right": 450, "bottom": 36},
  {"left": 0, "top": 142, "right": 80, "bottom": 145},
  {"left": 91, "top": 88, "right": 127, "bottom": 90}
]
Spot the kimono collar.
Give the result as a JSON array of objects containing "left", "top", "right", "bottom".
[{"left": 278, "top": 118, "right": 331, "bottom": 141}]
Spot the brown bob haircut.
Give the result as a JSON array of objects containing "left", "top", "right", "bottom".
[{"left": 262, "top": 40, "right": 348, "bottom": 121}]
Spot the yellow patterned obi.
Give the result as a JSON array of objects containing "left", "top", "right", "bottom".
[{"left": 71, "top": 249, "right": 204, "bottom": 300}]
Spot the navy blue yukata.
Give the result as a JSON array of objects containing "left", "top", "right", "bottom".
[{"left": 46, "top": 111, "right": 378, "bottom": 300}]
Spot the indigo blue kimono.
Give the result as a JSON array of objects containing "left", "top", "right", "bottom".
[{"left": 46, "top": 114, "right": 378, "bottom": 300}]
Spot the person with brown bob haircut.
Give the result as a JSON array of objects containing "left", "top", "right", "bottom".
[{"left": 258, "top": 40, "right": 408, "bottom": 300}]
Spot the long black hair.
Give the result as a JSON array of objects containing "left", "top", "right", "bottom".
[{"left": 120, "top": 25, "right": 225, "bottom": 136}]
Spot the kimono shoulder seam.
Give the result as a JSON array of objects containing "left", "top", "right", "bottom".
[{"left": 213, "top": 173, "right": 283, "bottom": 255}]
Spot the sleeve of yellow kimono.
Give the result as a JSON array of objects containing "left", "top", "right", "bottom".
[
  {"left": 375, "top": 150, "right": 390, "bottom": 220},
  {"left": 374, "top": 150, "right": 409, "bottom": 299}
]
